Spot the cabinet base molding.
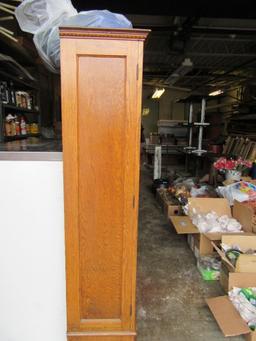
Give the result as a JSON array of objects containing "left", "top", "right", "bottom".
[{"left": 68, "top": 331, "right": 136, "bottom": 341}]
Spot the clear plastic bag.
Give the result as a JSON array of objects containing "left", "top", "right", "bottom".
[
  {"left": 217, "top": 181, "right": 256, "bottom": 206},
  {"left": 45, "top": 11, "right": 132, "bottom": 69},
  {"left": 229, "top": 287, "right": 256, "bottom": 330},
  {"left": 15, "top": 0, "right": 77, "bottom": 34},
  {"left": 15, "top": 1, "right": 132, "bottom": 72},
  {"left": 189, "top": 206, "right": 242, "bottom": 233},
  {"left": 197, "top": 255, "right": 221, "bottom": 280}
]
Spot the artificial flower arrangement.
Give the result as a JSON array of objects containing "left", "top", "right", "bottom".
[
  {"left": 213, "top": 157, "right": 252, "bottom": 172},
  {"left": 213, "top": 156, "right": 252, "bottom": 181}
]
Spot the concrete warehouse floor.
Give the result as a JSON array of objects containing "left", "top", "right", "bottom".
[{"left": 136, "top": 166, "right": 244, "bottom": 341}]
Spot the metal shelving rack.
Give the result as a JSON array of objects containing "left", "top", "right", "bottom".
[
  {"left": 179, "top": 97, "right": 211, "bottom": 176},
  {"left": 0, "top": 76, "right": 41, "bottom": 142},
  {"left": 183, "top": 98, "right": 210, "bottom": 155}
]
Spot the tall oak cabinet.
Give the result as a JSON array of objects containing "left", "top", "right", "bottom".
[{"left": 60, "top": 28, "right": 149, "bottom": 341}]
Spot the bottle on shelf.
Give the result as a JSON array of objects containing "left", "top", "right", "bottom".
[
  {"left": 30, "top": 122, "right": 39, "bottom": 135},
  {"left": 27, "top": 92, "right": 33, "bottom": 110},
  {"left": 0, "top": 81, "right": 9, "bottom": 104},
  {"left": 9, "top": 81, "right": 16, "bottom": 106},
  {"left": 5, "top": 114, "right": 16, "bottom": 137},
  {"left": 5, "top": 114, "right": 13, "bottom": 136},
  {"left": 20, "top": 116, "right": 27, "bottom": 135},
  {"left": 26, "top": 122, "right": 30, "bottom": 135},
  {"left": 14, "top": 115, "right": 20, "bottom": 135},
  {"left": 11, "top": 119, "right": 16, "bottom": 136}
]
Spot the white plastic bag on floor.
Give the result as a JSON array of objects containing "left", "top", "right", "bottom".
[{"left": 15, "top": 0, "right": 132, "bottom": 73}]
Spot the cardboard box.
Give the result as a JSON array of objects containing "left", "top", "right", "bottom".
[
  {"left": 207, "top": 273, "right": 256, "bottom": 341},
  {"left": 156, "top": 188, "right": 182, "bottom": 218},
  {"left": 213, "top": 234, "right": 256, "bottom": 273},
  {"left": 187, "top": 233, "right": 216, "bottom": 258},
  {"left": 187, "top": 234, "right": 194, "bottom": 252},
  {"left": 212, "top": 234, "right": 256, "bottom": 292},
  {"left": 233, "top": 200, "right": 256, "bottom": 234},
  {"left": 219, "top": 261, "right": 230, "bottom": 292},
  {"left": 170, "top": 198, "right": 256, "bottom": 256},
  {"left": 187, "top": 234, "right": 200, "bottom": 259},
  {"left": 170, "top": 198, "right": 238, "bottom": 256}
]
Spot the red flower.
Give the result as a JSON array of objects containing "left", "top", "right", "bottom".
[
  {"left": 225, "top": 160, "right": 236, "bottom": 170},
  {"left": 213, "top": 156, "right": 252, "bottom": 171}
]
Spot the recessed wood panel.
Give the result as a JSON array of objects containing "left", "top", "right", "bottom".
[{"left": 78, "top": 56, "right": 126, "bottom": 320}]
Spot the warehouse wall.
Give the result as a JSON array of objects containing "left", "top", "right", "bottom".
[
  {"left": 205, "top": 87, "right": 242, "bottom": 137},
  {"left": 142, "top": 86, "right": 187, "bottom": 137},
  {"left": 159, "top": 88, "right": 187, "bottom": 120},
  {"left": 142, "top": 87, "right": 159, "bottom": 137}
]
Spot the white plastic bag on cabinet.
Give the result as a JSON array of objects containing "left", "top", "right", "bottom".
[
  {"left": 46, "top": 11, "right": 133, "bottom": 69},
  {"left": 15, "top": 1, "right": 132, "bottom": 73},
  {"left": 15, "top": 0, "right": 77, "bottom": 34}
]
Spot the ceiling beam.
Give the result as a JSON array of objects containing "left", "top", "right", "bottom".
[
  {"left": 188, "top": 52, "right": 256, "bottom": 58},
  {"left": 190, "top": 36, "right": 254, "bottom": 42},
  {"left": 144, "top": 51, "right": 256, "bottom": 58},
  {"left": 143, "top": 63, "right": 224, "bottom": 70},
  {"left": 192, "top": 25, "right": 256, "bottom": 35},
  {"left": 191, "top": 56, "right": 256, "bottom": 92}
]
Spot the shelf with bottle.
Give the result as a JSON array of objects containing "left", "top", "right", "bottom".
[
  {"left": 4, "top": 133, "right": 41, "bottom": 142},
  {"left": 3, "top": 104, "right": 39, "bottom": 113},
  {"left": 0, "top": 75, "right": 41, "bottom": 142},
  {"left": 0, "top": 80, "right": 38, "bottom": 112},
  {"left": 4, "top": 113, "right": 40, "bottom": 142}
]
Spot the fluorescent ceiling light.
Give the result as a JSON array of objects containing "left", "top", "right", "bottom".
[
  {"left": 152, "top": 88, "right": 165, "bottom": 99},
  {"left": 165, "top": 58, "right": 193, "bottom": 85},
  {"left": 208, "top": 89, "right": 224, "bottom": 96}
]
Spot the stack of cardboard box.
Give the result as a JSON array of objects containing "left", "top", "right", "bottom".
[
  {"left": 156, "top": 188, "right": 182, "bottom": 218},
  {"left": 212, "top": 234, "right": 256, "bottom": 292},
  {"left": 168, "top": 197, "right": 256, "bottom": 341},
  {"left": 170, "top": 198, "right": 255, "bottom": 258},
  {"left": 207, "top": 273, "right": 256, "bottom": 341}
]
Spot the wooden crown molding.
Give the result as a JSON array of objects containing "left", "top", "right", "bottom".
[{"left": 59, "top": 27, "right": 150, "bottom": 41}]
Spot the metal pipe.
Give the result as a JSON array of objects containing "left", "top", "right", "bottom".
[
  {"left": 188, "top": 103, "right": 193, "bottom": 147},
  {"left": 192, "top": 57, "right": 256, "bottom": 92},
  {"left": 0, "top": 30, "right": 18, "bottom": 42},
  {"left": 0, "top": 2, "right": 16, "bottom": 10},
  {"left": 0, "top": 26, "right": 14, "bottom": 35},
  {"left": 0, "top": 16, "right": 14, "bottom": 21},
  {"left": 0, "top": 6, "right": 14, "bottom": 15},
  {"left": 197, "top": 98, "right": 206, "bottom": 151}
]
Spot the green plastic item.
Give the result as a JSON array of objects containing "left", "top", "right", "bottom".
[
  {"left": 240, "top": 288, "right": 256, "bottom": 306},
  {"left": 198, "top": 267, "right": 220, "bottom": 281},
  {"left": 249, "top": 322, "right": 256, "bottom": 331},
  {"left": 226, "top": 249, "right": 242, "bottom": 266},
  {"left": 197, "top": 256, "right": 221, "bottom": 281}
]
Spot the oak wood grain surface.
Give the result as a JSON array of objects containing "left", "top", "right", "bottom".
[
  {"left": 60, "top": 28, "right": 149, "bottom": 340},
  {"left": 69, "top": 336, "right": 134, "bottom": 341}
]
